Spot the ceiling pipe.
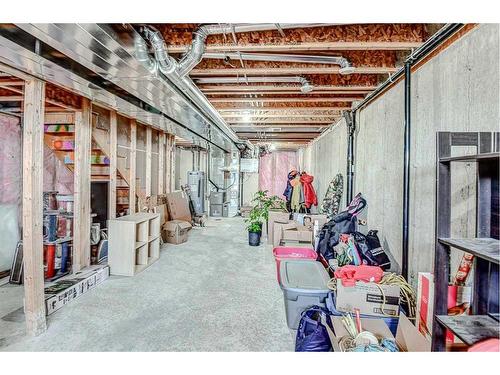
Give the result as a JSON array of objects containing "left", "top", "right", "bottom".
[
  {"left": 177, "top": 23, "right": 335, "bottom": 77},
  {"left": 203, "top": 52, "right": 355, "bottom": 75},
  {"left": 139, "top": 26, "right": 240, "bottom": 144},
  {"left": 193, "top": 76, "right": 314, "bottom": 93}
]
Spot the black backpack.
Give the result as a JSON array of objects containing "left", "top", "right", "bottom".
[{"left": 316, "top": 194, "right": 367, "bottom": 261}]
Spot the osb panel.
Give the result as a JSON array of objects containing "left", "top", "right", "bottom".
[
  {"left": 154, "top": 24, "right": 428, "bottom": 46},
  {"left": 46, "top": 83, "right": 82, "bottom": 109},
  {"left": 196, "top": 50, "right": 397, "bottom": 69}
]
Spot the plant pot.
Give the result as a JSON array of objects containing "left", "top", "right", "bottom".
[{"left": 248, "top": 231, "right": 262, "bottom": 246}]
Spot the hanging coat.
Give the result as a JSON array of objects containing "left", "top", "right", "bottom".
[
  {"left": 283, "top": 170, "right": 297, "bottom": 202},
  {"left": 290, "top": 176, "right": 302, "bottom": 211},
  {"left": 300, "top": 173, "right": 318, "bottom": 209}
]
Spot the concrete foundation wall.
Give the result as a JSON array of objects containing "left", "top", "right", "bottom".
[
  {"left": 302, "top": 24, "right": 499, "bottom": 283},
  {"left": 302, "top": 117, "right": 348, "bottom": 212}
]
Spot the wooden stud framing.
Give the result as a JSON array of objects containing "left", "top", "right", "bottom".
[
  {"left": 145, "top": 127, "right": 152, "bottom": 196},
  {"left": 22, "top": 78, "right": 47, "bottom": 336},
  {"left": 73, "top": 98, "right": 92, "bottom": 271},
  {"left": 158, "top": 133, "right": 165, "bottom": 195},
  {"left": 108, "top": 110, "right": 117, "bottom": 219},
  {"left": 129, "top": 119, "right": 137, "bottom": 213}
]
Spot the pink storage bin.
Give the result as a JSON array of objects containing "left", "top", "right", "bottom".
[{"left": 273, "top": 246, "right": 317, "bottom": 283}]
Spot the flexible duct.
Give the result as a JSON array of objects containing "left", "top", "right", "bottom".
[
  {"left": 142, "top": 27, "right": 177, "bottom": 75},
  {"left": 177, "top": 23, "right": 334, "bottom": 77}
]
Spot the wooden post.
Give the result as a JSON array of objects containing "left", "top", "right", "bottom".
[
  {"left": 170, "top": 135, "right": 176, "bottom": 192},
  {"left": 22, "top": 78, "right": 47, "bottom": 336},
  {"left": 145, "top": 127, "right": 152, "bottom": 196},
  {"left": 73, "top": 98, "right": 92, "bottom": 271},
  {"left": 129, "top": 119, "right": 137, "bottom": 213},
  {"left": 165, "top": 134, "right": 173, "bottom": 193},
  {"left": 158, "top": 132, "right": 165, "bottom": 194},
  {"left": 108, "top": 110, "right": 117, "bottom": 219}
]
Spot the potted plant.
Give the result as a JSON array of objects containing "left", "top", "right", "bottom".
[
  {"left": 245, "top": 206, "right": 264, "bottom": 246},
  {"left": 245, "top": 191, "right": 287, "bottom": 246}
]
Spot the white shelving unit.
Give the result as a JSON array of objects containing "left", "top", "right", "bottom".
[{"left": 108, "top": 212, "right": 161, "bottom": 276}]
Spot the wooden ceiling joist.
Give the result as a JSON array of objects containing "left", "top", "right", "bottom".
[
  {"left": 222, "top": 114, "right": 340, "bottom": 119},
  {"left": 205, "top": 90, "right": 370, "bottom": 96},
  {"left": 218, "top": 107, "right": 347, "bottom": 113},
  {"left": 200, "top": 85, "right": 377, "bottom": 92},
  {"left": 227, "top": 119, "right": 334, "bottom": 124},
  {"left": 168, "top": 41, "right": 424, "bottom": 53},
  {"left": 190, "top": 66, "right": 398, "bottom": 76},
  {"left": 210, "top": 97, "right": 359, "bottom": 103}
]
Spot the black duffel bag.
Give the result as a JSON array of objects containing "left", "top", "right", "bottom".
[{"left": 352, "top": 230, "right": 391, "bottom": 270}]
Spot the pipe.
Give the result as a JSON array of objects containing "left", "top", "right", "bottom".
[
  {"left": 133, "top": 32, "right": 157, "bottom": 73},
  {"left": 402, "top": 61, "right": 411, "bottom": 280},
  {"left": 177, "top": 23, "right": 334, "bottom": 77},
  {"left": 348, "top": 24, "right": 464, "bottom": 279},
  {"left": 194, "top": 76, "right": 314, "bottom": 93},
  {"left": 344, "top": 110, "right": 355, "bottom": 204},
  {"left": 203, "top": 52, "right": 354, "bottom": 75},
  {"left": 141, "top": 27, "right": 240, "bottom": 145},
  {"left": 351, "top": 23, "right": 464, "bottom": 113},
  {"left": 142, "top": 27, "right": 177, "bottom": 75}
]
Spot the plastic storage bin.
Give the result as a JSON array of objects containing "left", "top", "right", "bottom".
[
  {"left": 279, "top": 259, "right": 331, "bottom": 329},
  {"left": 273, "top": 246, "right": 317, "bottom": 282}
]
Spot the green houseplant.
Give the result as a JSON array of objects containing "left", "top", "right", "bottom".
[{"left": 245, "top": 191, "right": 287, "bottom": 246}]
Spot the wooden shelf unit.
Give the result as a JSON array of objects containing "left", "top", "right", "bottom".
[
  {"left": 108, "top": 212, "right": 161, "bottom": 276},
  {"left": 432, "top": 131, "right": 500, "bottom": 351}
]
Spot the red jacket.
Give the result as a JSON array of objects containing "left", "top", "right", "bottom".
[{"left": 300, "top": 173, "right": 318, "bottom": 208}]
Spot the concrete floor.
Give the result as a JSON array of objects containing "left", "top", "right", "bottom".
[{"left": 0, "top": 217, "right": 294, "bottom": 351}]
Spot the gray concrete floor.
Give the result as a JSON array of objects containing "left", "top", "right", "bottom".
[{"left": 0, "top": 217, "right": 294, "bottom": 351}]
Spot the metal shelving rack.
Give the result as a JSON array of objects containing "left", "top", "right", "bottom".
[{"left": 432, "top": 132, "right": 500, "bottom": 351}]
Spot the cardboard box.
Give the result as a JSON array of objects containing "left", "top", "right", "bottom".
[
  {"left": 162, "top": 220, "right": 192, "bottom": 244},
  {"left": 153, "top": 204, "right": 169, "bottom": 226},
  {"left": 327, "top": 313, "right": 431, "bottom": 352},
  {"left": 281, "top": 225, "right": 313, "bottom": 246},
  {"left": 166, "top": 191, "right": 192, "bottom": 222},
  {"left": 416, "top": 272, "right": 471, "bottom": 343},
  {"left": 335, "top": 278, "right": 400, "bottom": 317},
  {"left": 267, "top": 211, "right": 290, "bottom": 245},
  {"left": 293, "top": 213, "right": 328, "bottom": 230},
  {"left": 44, "top": 265, "right": 109, "bottom": 315},
  {"left": 272, "top": 221, "right": 298, "bottom": 247},
  {"left": 240, "top": 205, "right": 252, "bottom": 218}
]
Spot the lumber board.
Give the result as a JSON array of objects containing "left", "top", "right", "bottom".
[
  {"left": 129, "top": 119, "right": 137, "bottom": 213},
  {"left": 22, "top": 78, "right": 47, "bottom": 336},
  {"left": 108, "top": 110, "right": 117, "bottom": 219},
  {"left": 145, "top": 127, "right": 152, "bottom": 196},
  {"left": 158, "top": 133, "right": 165, "bottom": 195},
  {"left": 73, "top": 98, "right": 92, "bottom": 271}
]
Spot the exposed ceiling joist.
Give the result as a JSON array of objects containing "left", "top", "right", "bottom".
[
  {"left": 200, "top": 85, "right": 377, "bottom": 92},
  {"left": 190, "top": 66, "right": 398, "bottom": 76},
  {"left": 205, "top": 90, "right": 369, "bottom": 96},
  {"left": 167, "top": 41, "right": 424, "bottom": 53},
  {"left": 210, "top": 97, "right": 360, "bottom": 103},
  {"left": 227, "top": 119, "right": 334, "bottom": 124}
]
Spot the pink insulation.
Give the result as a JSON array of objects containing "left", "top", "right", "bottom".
[
  {"left": 0, "top": 114, "right": 22, "bottom": 206},
  {"left": 259, "top": 151, "right": 298, "bottom": 198},
  {"left": 43, "top": 145, "right": 74, "bottom": 194}
]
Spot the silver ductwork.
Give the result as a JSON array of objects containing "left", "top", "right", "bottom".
[
  {"left": 193, "top": 76, "right": 314, "bottom": 93},
  {"left": 202, "top": 52, "right": 355, "bottom": 75},
  {"left": 142, "top": 27, "right": 177, "bottom": 75},
  {"left": 177, "top": 23, "right": 334, "bottom": 77}
]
